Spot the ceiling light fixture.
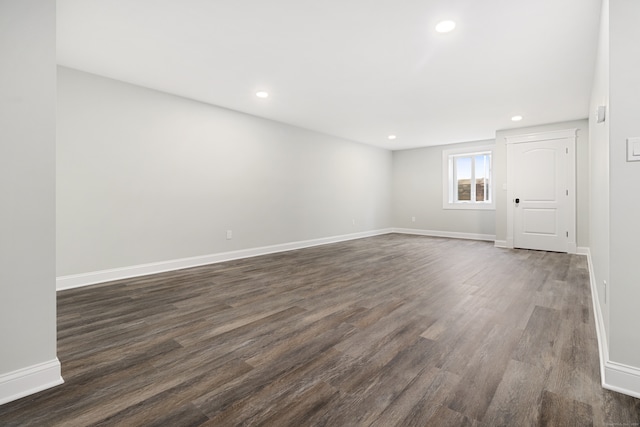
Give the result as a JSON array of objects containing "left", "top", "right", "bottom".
[
  {"left": 511, "top": 115, "right": 523, "bottom": 122},
  {"left": 435, "top": 20, "right": 456, "bottom": 33},
  {"left": 388, "top": 135, "right": 397, "bottom": 140},
  {"left": 256, "top": 91, "right": 269, "bottom": 98}
]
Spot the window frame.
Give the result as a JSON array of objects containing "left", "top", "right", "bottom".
[{"left": 442, "top": 145, "right": 495, "bottom": 210}]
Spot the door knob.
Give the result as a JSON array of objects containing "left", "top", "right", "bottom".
[{"left": 515, "top": 198, "right": 520, "bottom": 204}]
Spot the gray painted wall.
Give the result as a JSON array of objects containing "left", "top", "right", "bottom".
[
  {"left": 589, "top": 0, "right": 610, "bottom": 341},
  {"left": 494, "top": 119, "right": 590, "bottom": 248},
  {"left": 57, "top": 67, "right": 392, "bottom": 276},
  {"left": 608, "top": 0, "right": 640, "bottom": 368},
  {"left": 0, "top": 0, "right": 57, "bottom": 374},
  {"left": 589, "top": 0, "right": 640, "bottom": 375},
  {"left": 392, "top": 140, "right": 496, "bottom": 236}
]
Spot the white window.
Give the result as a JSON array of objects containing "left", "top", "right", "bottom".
[{"left": 442, "top": 145, "right": 495, "bottom": 210}]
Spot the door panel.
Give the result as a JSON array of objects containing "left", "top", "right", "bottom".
[
  {"left": 511, "top": 138, "right": 568, "bottom": 252},
  {"left": 522, "top": 208, "right": 557, "bottom": 235},
  {"left": 520, "top": 149, "right": 556, "bottom": 201}
]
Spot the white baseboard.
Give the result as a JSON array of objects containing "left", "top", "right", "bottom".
[
  {"left": 392, "top": 228, "right": 496, "bottom": 242},
  {"left": 576, "top": 246, "right": 590, "bottom": 255},
  {"left": 604, "top": 362, "right": 640, "bottom": 399},
  {"left": 493, "top": 244, "right": 589, "bottom": 254},
  {"left": 494, "top": 240, "right": 507, "bottom": 248},
  {"left": 0, "top": 359, "right": 63, "bottom": 405},
  {"left": 585, "top": 248, "right": 609, "bottom": 392},
  {"left": 584, "top": 247, "right": 640, "bottom": 399},
  {"left": 57, "top": 229, "right": 394, "bottom": 291}
]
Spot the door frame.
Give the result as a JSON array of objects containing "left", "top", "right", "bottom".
[{"left": 506, "top": 129, "right": 577, "bottom": 253}]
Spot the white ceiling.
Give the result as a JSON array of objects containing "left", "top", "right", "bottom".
[{"left": 57, "top": 0, "right": 602, "bottom": 150}]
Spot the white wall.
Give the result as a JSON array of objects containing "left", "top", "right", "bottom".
[
  {"left": 494, "top": 119, "right": 590, "bottom": 248},
  {"left": 587, "top": 0, "right": 640, "bottom": 397},
  {"left": 0, "top": 0, "right": 61, "bottom": 404},
  {"left": 57, "top": 67, "right": 392, "bottom": 277},
  {"left": 608, "top": 0, "right": 640, "bottom": 369},
  {"left": 589, "top": 0, "right": 610, "bottom": 341},
  {"left": 392, "top": 140, "right": 496, "bottom": 238}
]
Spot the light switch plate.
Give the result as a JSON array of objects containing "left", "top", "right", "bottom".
[
  {"left": 596, "top": 105, "right": 606, "bottom": 123},
  {"left": 627, "top": 138, "right": 640, "bottom": 162}
]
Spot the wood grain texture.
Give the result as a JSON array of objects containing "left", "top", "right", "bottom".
[
  {"left": 1, "top": 234, "right": 639, "bottom": 426},
  {"left": 539, "top": 390, "right": 594, "bottom": 427}
]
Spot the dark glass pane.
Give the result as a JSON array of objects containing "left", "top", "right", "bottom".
[
  {"left": 458, "top": 180, "right": 471, "bottom": 201},
  {"left": 476, "top": 180, "right": 485, "bottom": 201},
  {"left": 455, "top": 157, "right": 471, "bottom": 201},
  {"left": 474, "top": 153, "right": 491, "bottom": 202}
]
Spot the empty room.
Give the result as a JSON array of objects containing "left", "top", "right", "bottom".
[{"left": 2, "top": 0, "right": 640, "bottom": 425}]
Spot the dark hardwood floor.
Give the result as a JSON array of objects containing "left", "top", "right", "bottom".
[{"left": 1, "top": 234, "right": 639, "bottom": 426}]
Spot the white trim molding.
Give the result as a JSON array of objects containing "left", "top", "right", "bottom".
[
  {"left": 503, "top": 129, "right": 579, "bottom": 144},
  {"left": 442, "top": 144, "right": 496, "bottom": 211},
  {"left": 584, "top": 248, "right": 640, "bottom": 399},
  {"left": 584, "top": 247, "right": 608, "bottom": 392},
  {"left": 393, "top": 228, "right": 496, "bottom": 242},
  {"left": 576, "top": 246, "right": 590, "bottom": 256},
  {"left": 57, "top": 229, "right": 393, "bottom": 291},
  {"left": 0, "top": 359, "right": 63, "bottom": 405},
  {"left": 494, "top": 240, "right": 508, "bottom": 248},
  {"left": 605, "top": 362, "right": 640, "bottom": 400}
]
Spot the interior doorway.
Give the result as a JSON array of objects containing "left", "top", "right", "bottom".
[{"left": 506, "top": 129, "right": 577, "bottom": 253}]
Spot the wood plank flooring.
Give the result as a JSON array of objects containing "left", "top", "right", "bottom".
[{"left": 1, "top": 234, "right": 639, "bottom": 426}]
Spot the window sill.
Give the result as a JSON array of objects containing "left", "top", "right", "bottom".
[{"left": 443, "top": 203, "right": 495, "bottom": 211}]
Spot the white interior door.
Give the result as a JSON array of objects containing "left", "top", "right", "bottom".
[{"left": 507, "top": 132, "right": 575, "bottom": 253}]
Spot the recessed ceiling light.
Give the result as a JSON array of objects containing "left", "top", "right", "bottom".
[
  {"left": 435, "top": 20, "right": 456, "bottom": 33},
  {"left": 388, "top": 135, "right": 397, "bottom": 140},
  {"left": 511, "top": 115, "right": 523, "bottom": 122},
  {"left": 256, "top": 91, "right": 269, "bottom": 98}
]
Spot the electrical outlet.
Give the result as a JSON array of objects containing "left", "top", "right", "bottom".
[
  {"left": 411, "top": 216, "right": 416, "bottom": 222},
  {"left": 352, "top": 219, "right": 356, "bottom": 226},
  {"left": 226, "top": 230, "right": 232, "bottom": 240}
]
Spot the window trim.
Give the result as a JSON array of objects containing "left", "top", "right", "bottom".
[{"left": 442, "top": 145, "right": 495, "bottom": 210}]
